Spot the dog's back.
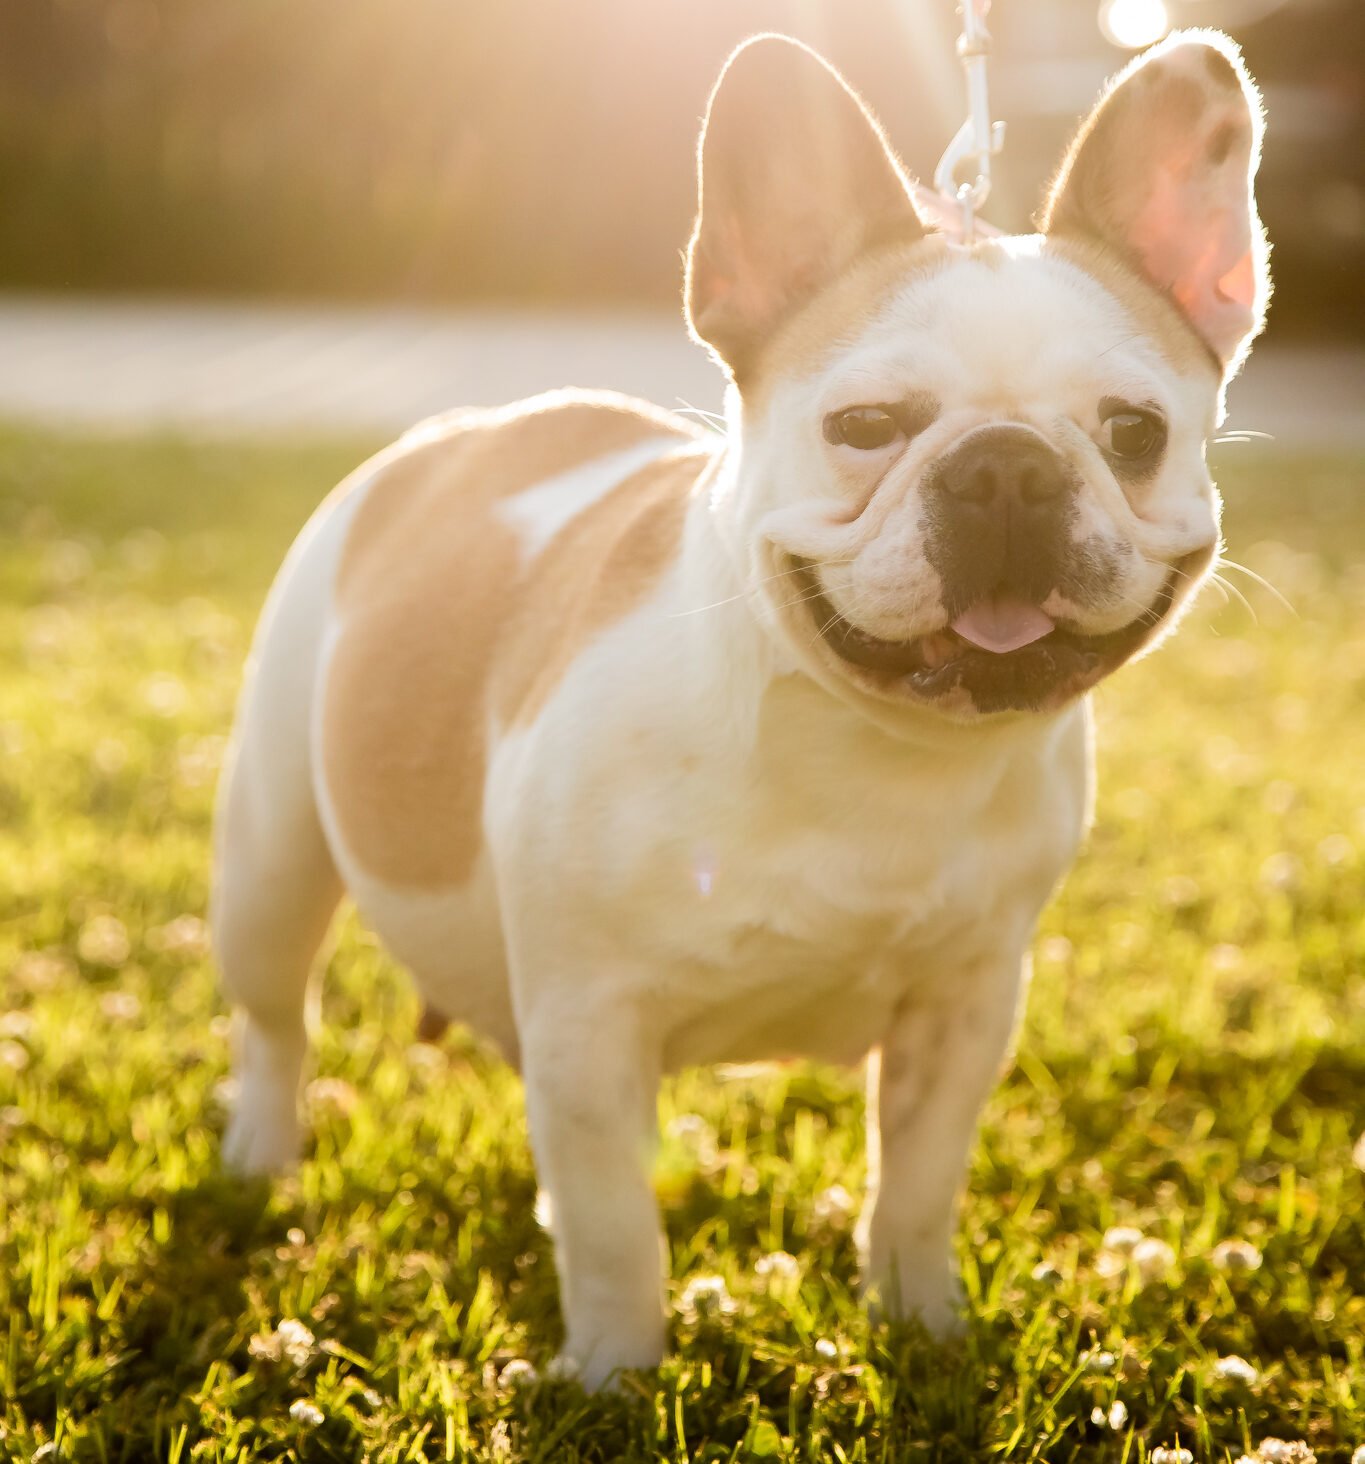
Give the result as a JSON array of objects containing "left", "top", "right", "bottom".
[{"left": 322, "top": 392, "right": 707, "bottom": 888}]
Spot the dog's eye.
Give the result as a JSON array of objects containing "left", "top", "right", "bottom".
[
  {"left": 1099, "top": 405, "right": 1165, "bottom": 461},
  {"left": 824, "top": 406, "right": 902, "bottom": 451}
]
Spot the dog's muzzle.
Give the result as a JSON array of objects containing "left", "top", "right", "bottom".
[{"left": 924, "top": 426, "right": 1081, "bottom": 613}]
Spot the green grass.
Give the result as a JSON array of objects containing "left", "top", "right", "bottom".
[{"left": 0, "top": 424, "right": 1361, "bottom": 1463}]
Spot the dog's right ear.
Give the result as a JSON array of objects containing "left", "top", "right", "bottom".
[{"left": 685, "top": 35, "right": 926, "bottom": 382}]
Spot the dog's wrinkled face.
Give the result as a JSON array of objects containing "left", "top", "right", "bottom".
[
  {"left": 686, "top": 31, "right": 1269, "bottom": 721},
  {"left": 741, "top": 238, "right": 1224, "bottom": 717}
]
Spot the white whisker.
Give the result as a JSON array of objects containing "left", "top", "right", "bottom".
[
  {"left": 1210, "top": 570, "right": 1258, "bottom": 624},
  {"left": 674, "top": 399, "right": 729, "bottom": 438},
  {"left": 669, "top": 561, "right": 810, "bottom": 619},
  {"left": 780, "top": 586, "right": 837, "bottom": 614},
  {"left": 1216, "top": 557, "right": 1297, "bottom": 617}
]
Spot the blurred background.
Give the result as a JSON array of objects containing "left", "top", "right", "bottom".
[{"left": 0, "top": 0, "right": 1361, "bottom": 434}]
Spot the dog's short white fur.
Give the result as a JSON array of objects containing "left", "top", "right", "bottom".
[{"left": 213, "top": 32, "right": 1267, "bottom": 1387}]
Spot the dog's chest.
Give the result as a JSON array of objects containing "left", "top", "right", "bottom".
[{"left": 647, "top": 693, "right": 1088, "bottom": 1068}]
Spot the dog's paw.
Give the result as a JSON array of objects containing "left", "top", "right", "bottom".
[
  {"left": 561, "top": 1324, "right": 665, "bottom": 1392},
  {"left": 222, "top": 1084, "right": 302, "bottom": 1175},
  {"left": 862, "top": 1257, "right": 966, "bottom": 1339},
  {"left": 900, "top": 1278, "right": 967, "bottom": 1340}
]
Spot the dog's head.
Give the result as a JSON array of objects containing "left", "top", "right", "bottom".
[{"left": 686, "top": 32, "right": 1268, "bottom": 722}]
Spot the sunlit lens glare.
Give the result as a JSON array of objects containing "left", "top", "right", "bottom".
[{"left": 1099, "top": 0, "right": 1170, "bottom": 49}]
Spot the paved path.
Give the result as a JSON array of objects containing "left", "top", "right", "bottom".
[{"left": 0, "top": 293, "right": 1361, "bottom": 447}]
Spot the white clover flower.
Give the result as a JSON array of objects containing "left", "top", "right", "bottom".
[
  {"left": 1212, "top": 1354, "right": 1259, "bottom": 1386},
  {"left": 1031, "top": 1260, "right": 1062, "bottom": 1285},
  {"left": 289, "top": 1399, "right": 324, "bottom": 1427},
  {"left": 1207, "top": 942, "right": 1245, "bottom": 973},
  {"left": 405, "top": 1040, "right": 446, "bottom": 1072},
  {"left": 1150, "top": 1447, "right": 1193, "bottom": 1464},
  {"left": 1211, "top": 1238, "right": 1263, "bottom": 1272},
  {"left": 250, "top": 1318, "right": 314, "bottom": 1368},
  {"left": 147, "top": 914, "right": 210, "bottom": 957},
  {"left": 77, "top": 915, "right": 130, "bottom": 968},
  {"left": 811, "top": 1185, "right": 856, "bottom": 1226},
  {"left": 277, "top": 1319, "right": 316, "bottom": 1367},
  {"left": 1352, "top": 1132, "right": 1365, "bottom": 1174},
  {"left": 1263, "top": 780, "right": 1297, "bottom": 815},
  {"left": 1084, "top": 1350, "right": 1117, "bottom": 1374},
  {"left": 305, "top": 1077, "right": 358, "bottom": 1116},
  {"left": 755, "top": 1251, "right": 800, "bottom": 1281},
  {"left": 1256, "top": 1440, "right": 1316, "bottom": 1464},
  {"left": 1101, "top": 1225, "right": 1144, "bottom": 1255},
  {"left": 665, "top": 1114, "right": 716, "bottom": 1150},
  {"left": 44, "top": 539, "right": 93, "bottom": 587},
  {"left": 118, "top": 527, "right": 166, "bottom": 574},
  {"left": 175, "top": 735, "right": 226, "bottom": 788},
  {"left": 99, "top": 990, "right": 142, "bottom": 1023},
  {"left": 1161, "top": 875, "right": 1201, "bottom": 909},
  {"left": 1090, "top": 1401, "right": 1128, "bottom": 1430},
  {"left": 498, "top": 1358, "right": 538, "bottom": 1389},
  {"left": 0, "top": 1012, "right": 33, "bottom": 1040},
  {"left": 679, "top": 1273, "right": 734, "bottom": 1322},
  {"left": 23, "top": 605, "right": 74, "bottom": 660},
  {"left": 1259, "top": 852, "right": 1301, "bottom": 892},
  {"left": 1132, "top": 1237, "right": 1176, "bottom": 1284},
  {"left": 141, "top": 674, "right": 188, "bottom": 718},
  {"left": 814, "top": 1338, "right": 838, "bottom": 1362},
  {"left": 1349, "top": 1447, "right": 1364, "bottom": 1464},
  {"left": 12, "top": 950, "right": 75, "bottom": 993}
]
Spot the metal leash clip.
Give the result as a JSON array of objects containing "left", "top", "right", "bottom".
[{"left": 933, "top": 0, "right": 1006, "bottom": 244}]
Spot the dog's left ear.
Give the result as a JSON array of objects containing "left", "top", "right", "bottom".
[
  {"left": 685, "top": 35, "right": 926, "bottom": 381},
  {"left": 1042, "top": 30, "right": 1269, "bottom": 372}
]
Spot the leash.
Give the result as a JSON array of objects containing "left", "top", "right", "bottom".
[{"left": 931, "top": 0, "right": 1005, "bottom": 243}]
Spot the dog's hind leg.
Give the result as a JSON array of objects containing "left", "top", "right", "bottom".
[{"left": 212, "top": 501, "right": 352, "bottom": 1174}]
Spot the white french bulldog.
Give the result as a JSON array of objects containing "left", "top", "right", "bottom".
[{"left": 213, "top": 31, "right": 1267, "bottom": 1387}]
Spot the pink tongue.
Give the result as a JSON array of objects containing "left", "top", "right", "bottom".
[{"left": 950, "top": 597, "right": 1055, "bottom": 655}]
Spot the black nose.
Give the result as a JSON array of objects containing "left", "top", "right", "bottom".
[
  {"left": 937, "top": 428, "right": 1073, "bottom": 507},
  {"left": 925, "top": 427, "right": 1079, "bottom": 609}
]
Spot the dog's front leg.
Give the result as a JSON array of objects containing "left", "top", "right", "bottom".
[
  {"left": 856, "top": 949, "right": 1028, "bottom": 1334},
  {"left": 520, "top": 993, "right": 666, "bottom": 1389}
]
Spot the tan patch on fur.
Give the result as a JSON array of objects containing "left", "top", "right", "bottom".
[
  {"left": 497, "top": 450, "right": 710, "bottom": 727},
  {"left": 747, "top": 236, "right": 956, "bottom": 404},
  {"left": 1044, "top": 235, "right": 1218, "bottom": 380},
  {"left": 323, "top": 393, "right": 707, "bottom": 889}
]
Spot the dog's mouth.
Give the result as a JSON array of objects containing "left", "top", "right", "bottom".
[{"left": 790, "top": 558, "right": 1190, "bottom": 714}]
